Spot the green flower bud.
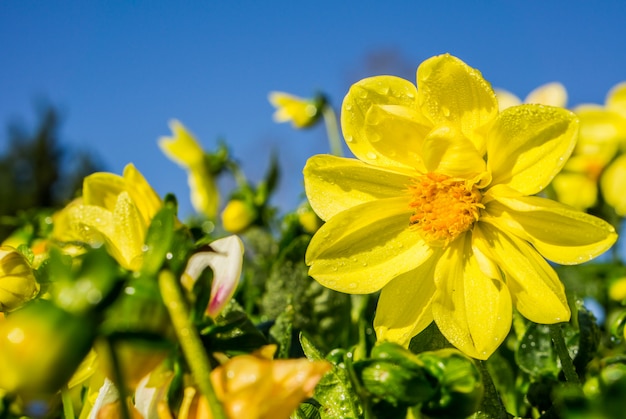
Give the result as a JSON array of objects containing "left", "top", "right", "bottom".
[
  {"left": 0, "top": 246, "right": 39, "bottom": 312},
  {"left": 418, "top": 349, "right": 484, "bottom": 418},
  {"left": 355, "top": 342, "right": 435, "bottom": 406},
  {"left": 0, "top": 299, "right": 97, "bottom": 397}
]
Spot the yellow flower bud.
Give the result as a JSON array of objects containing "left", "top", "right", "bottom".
[
  {"left": 0, "top": 246, "right": 39, "bottom": 312},
  {"left": 297, "top": 204, "right": 323, "bottom": 234},
  {"left": 221, "top": 200, "right": 256, "bottom": 233}
]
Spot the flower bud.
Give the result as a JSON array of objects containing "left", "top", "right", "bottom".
[
  {"left": 417, "top": 349, "right": 484, "bottom": 417},
  {"left": 221, "top": 200, "right": 257, "bottom": 233},
  {"left": 0, "top": 299, "right": 97, "bottom": 397},
  {"left": 0, "top": 246, "right": 39, "bottom": 312}
]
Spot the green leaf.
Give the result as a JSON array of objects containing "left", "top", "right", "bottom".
[
  {"left": 300, "top": 334, "right": 364, "bottom": 419},
  {"left": 269, "top": 304, "right": 294, "bottom": 358},
  {"left": 515, "top": 323, "right": 559, "bottom": 377},
  {"left": 141, "top": 205, "right": 176, "bottom": 276}
]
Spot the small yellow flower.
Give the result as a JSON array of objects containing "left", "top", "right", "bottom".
[
  {"left": 304, "top": 54, "right": 617, "bottom": 359},
  {"left": 207, "top": 345, "right": 330, "bottom": 419},
  {"left": 159, "top": 120, "right": 220, "bottom": 219},
  {"left": 268, "top": 91, "right": 326, "bottom": 128},
  {"left": 53, "top": 164, "right": 162, "bottom": 271},
  {"left": 0, "top": 246, "right": 39, "bottom": 312},
  {"left": 552, "top": 83, "right": 626, "bottom": 211},
  {"left": 221, "top": 199, "right": 257, "bottom": 233}
]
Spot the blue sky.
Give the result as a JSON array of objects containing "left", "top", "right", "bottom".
[{"left": 2, "top": 1, "right": 626, "bottom": 218}]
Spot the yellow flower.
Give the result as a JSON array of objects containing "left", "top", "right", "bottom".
[
  {"left": 53, "top": 164, "right": 162, "bottom": 271},
  {"left": 221, "top": 199, "right": 257, "bottom": 233},
  {"left": 0, "top": 246, "right": 39, "bottom": 312},
  {"left": 303, "top": 54, "right": 617, "bottom": 359},
  {"left": 268, "top": 91, "right": 326, "bottom": 128},
  {"left": 207, "top": 345, "right": 330, "bottom": 419},
  {"left": 159, "top": 120, "right": 220, "bottom": 219},
  {"left": 495, "top": 82, "right": 568, "bottom": 110},
  {"left": 552, "top": 83, "right": 626, "bottom": 211}
]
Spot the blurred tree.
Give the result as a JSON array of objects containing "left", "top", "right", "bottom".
[{"left": 0, "top": 105, "right": 104, "bottom": 240}]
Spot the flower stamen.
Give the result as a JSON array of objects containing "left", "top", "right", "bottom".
[{"left": 409, "top": 173, "right": 483, "bottom": 245}]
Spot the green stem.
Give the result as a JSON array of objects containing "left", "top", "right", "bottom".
[
  {"left": 158, "top": 270, "right": 228, "bottom": 419},
  {"left": 105, "top": 339, "right": 131, "bottom": 419},
  {"left": 549, "top": 323, "right": 580, "bottom": 384},
  {"left": 322, "top": 106, "right": 343, "bottom": 157},
  {"left": 477, "top": 361, "right": 509, "bottom": 419},
  {"left": 61, "top": 386, "right": 75, "bottom": 419}
]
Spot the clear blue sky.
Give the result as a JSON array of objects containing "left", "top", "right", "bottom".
[{"left": 2, "top": 1, "right": 626, "bottom": 218}]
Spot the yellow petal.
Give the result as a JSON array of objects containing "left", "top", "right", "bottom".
[
  {"left": 551, "top": 172, "right": 598, "bottom": 210},
  {"left": 122, "top": 164, "right": 162, "bottom": 225},
  {"left": 268, "top": 91, "right": 321, "bottom": 128},
  {"left": 607, "top": 82, "right": 626, "bottom": 118},
  {"left": 306, "top": 197, "right": 432, "bottom": 294},
  {"left": 111, "top": 191, "right": 146, "bottom": 271},
  {"left": 601, "top": 154, "right": 626, "bottom": 216},
  {"left": 303, "top": 155, "right": 413, "bottom": 221},
  {"left": 158, "top": 120, "right": 205, "bottom": 168},
  {"left": 417, "top": 54, "right": 498, "bottom": 153},
  {"left": 473, "top": 223, "right": 570, "bottom": 324},
  {"left": 487, "top": 104, "right": 578, "bottom": 195},
  {"left": 525, "top": 82, "right": 568, "bottom": 108},
  {"left": 374, "top": 253, "right": 439, "bottom": 346},
  {"left": 341, "top": 75, "right": 430, "bottom": 172},
  {"left": 421, "top": 124, "right": 486, "bottom": 179},
  {"left": 83, "top": 172, "right": 127, "bottom": 211},
  {"left": 188, "top": 167, "right": 219, "bottom": 219},
  {"left": 432, "top": 235, "right": 512, "bottom": 359},
  {"left": 484, "top": 187, "right": 617, "bottom": 265}
]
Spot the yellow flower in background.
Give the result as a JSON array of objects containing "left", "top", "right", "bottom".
[
  {"left": 268, "top": 91, "right": 326, "bottom": 128},
  {"left": 159, "top": 120, "right": 220, "bottom": 219},
  {"left": 495, "top": 82, "right": 568, "bottom": 111},
  {"left": 552, "top": 83, "right": 626, "bottom": 211},
  {"left": 0, "top": 246, "right": 39, "bottom": 312},
  {"left": 53, "top": 164, "right": 162, "bottom": 271},
  {"left": 304, "top": 54, "right": 617, "bottom": 359},
  {"left": 206, "top": 345, "right": 330, "bottom": 419}
]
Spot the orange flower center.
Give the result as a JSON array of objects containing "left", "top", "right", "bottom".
[{"left": 409, "top": 173, "right": 483, "bottom": 245}]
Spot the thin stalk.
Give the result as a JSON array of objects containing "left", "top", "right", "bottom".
[
  {"left": 322, "top": 106, "right": 343, "bottom": 157},
  {"left": 158, "top": 270, "right": 228, "bottom": 419},
  {"left": 549, "top": 323, "right": 580, "bottom": 384},
  {"left": 105, "top": 339, "right": 131, "bottom": 419},
  {"left": 61, "top": 386, "right": 75, "bottom": 419}
]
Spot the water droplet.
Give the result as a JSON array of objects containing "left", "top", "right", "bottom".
[
  {"left": 349, "top": 283, "right": 357, "bottom": 289},
  {"left": 530, "top": 341, "right": 536, "bottom": 347},
  {"left": 332, "top": 266, "right": 338, "bottom": 271},
  {"left": 362, "top": 262, "right": 368, "bottom": 267},
  {"left": 142, "top": 244, "right": 150, "bottom": 252},
  {"left": 366, "top": 152, "right": 377, "bottom": 160},
  {"left": 441, "top": 106, "right": 451, "bottom": 117},
  {"left": 521, "top": 343, "right": 527, "bottom": 349},
  {"left": 345, "top": 104, "right": 353, "bottom": 111},
  {"left": 166, "top": 252, "right": 173, "bottom": 260},
  {"left": 345, "top": 135, "right": 354, "bottom": 143}
]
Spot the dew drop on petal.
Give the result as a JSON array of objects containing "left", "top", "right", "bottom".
[{"left": 366, "top": 152, "right": 377, "bottom": 160}]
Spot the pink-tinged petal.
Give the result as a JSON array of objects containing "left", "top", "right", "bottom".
[
  {"left": 374, "top": 252, "right": 439, "bottom": 347},
  {"left": 432, "top": 234, "right": 512, "bottom": 360},
  {"left": 182, "top": 235, "right": 244, "bottom": 318}
]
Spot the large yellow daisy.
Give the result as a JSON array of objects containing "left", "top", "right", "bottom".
[{"left": 303, "top": 54, "right": 617, "bottom": 359}]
